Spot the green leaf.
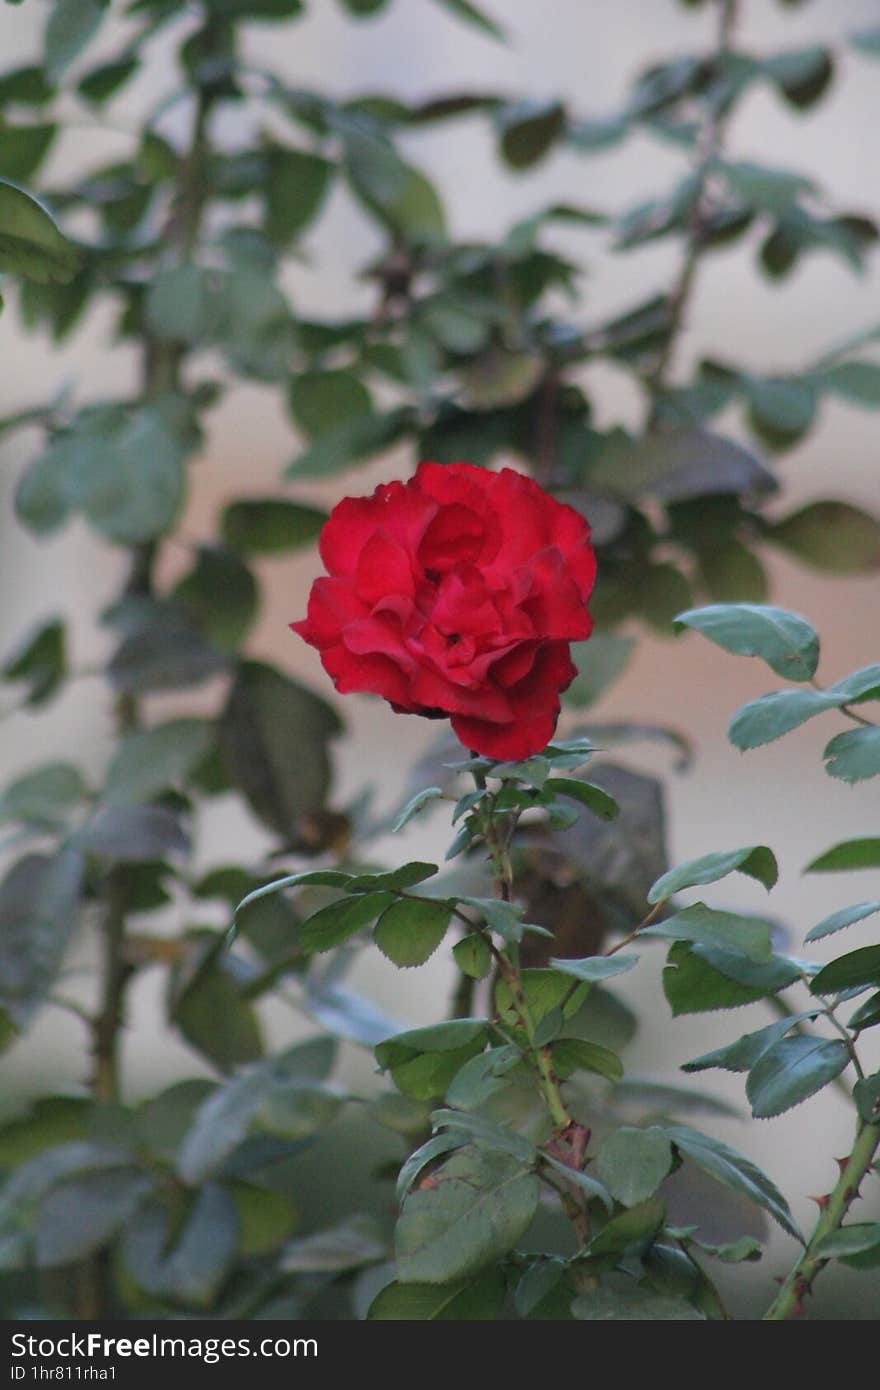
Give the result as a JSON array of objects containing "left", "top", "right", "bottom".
[
  {"left": 373, "top": 898, "right": 451, "bottom": 968},
  {"left": 587, "top": 1197, "right": 665, "bottom": 1257},
  {"left": 658, "top": 1123, "right": 801, "bottom": 1239},
  {"left": 814, "top": 1223, "right": 880, "bottom": 1260},
  {"left": 0, "top": 849, "right": 84, "bottom": 1029},
  {"left": 177, "top": 1037, "right": 336, "bottom": 1183},
  {"left": 745, "top": 1036, "right": 849, "bottom": 1118},
  {"left": 343, "top": 131, "right": 445, "bottom": 241},
  {"left": 73, "top": 805, "right": 188, "bottom": 863},
  {"left": 285, "top": 406, "right": 412, "bottom": 478},
  {"left": 173, "top": 546, "right": 258, "bottom": 651},
  {"left": 728, "top": 689, "right": 832, "bottom": 750},
  {"left": 0, "top": 124, "right": 55, "bottom": 182},
  {"left": 44, "top": 0, "right": 108, "bottom": 83},
  {"left": 745, "top": 374, "right": 817, "bottom": 448},
  {"left": 376, "top": 1020, "right": 488, "bottom": 1101},
  {"left": 806, "top": 839, "right": 880, "bottom": 873},
  {"left": 763, "top": 45, "right": 833, "bottom": 110},
  {"left": 0, "top": 762, "right": 86, "bottom": 829},
  {"left": 395, "top": 1143, "right": 538, "bottom": 1284},
  {"left": 299, "top": 892, "right": 394, "bottom": 954},
  {"left": 564, "top": 633, "right": 636, "bottom": 709},
  {"left": 289, "top": 369, "right": 372, "bottom": 437},
  {"left": 673, "top": 603, "right": 819, "bottom": 681},
  {"left": 36, "top": 1167, "right": 152, "bottom": 1268},
  {"left": 683, "top": 1013, "right": 818, "bottom": 1074},
  {"left": 595, "top": 1129, "right": 673, "bottom": 1207},
  {"left": 231, "top": 1183, "right": 297, "bottom": 1256},
  {"left": 108, "top": 611, "right": 230, "bottom": 694},
  {"left": 0, "top": 1098, "right": 92, "bottom": 1167},
  {"left": 643, "top": 903, "right": 772, "bottom": 962},
  {"left": 648, "top": 846, "right": 777, "bottom": 904},
  {"left": 849, "top": 993, "right": 880, "bottom": 1034},
  {"left": 280, "top": 1213, "right": 384, "bottom": 1272},
  {"left": 0, "top": 181, "right": 79, "bottom": 284},
  {"left": 853, "top": 1074, "right": 880, "bottom": 1123},
  {"left": 498, "top": 100, "right": 566, "bottom": 169},
  {"left": 768, "top": 502, "right": 880, "bottom": 573},
  {"left": 662, "top": 941, "right": 775, "bottom": 1016},
  {"left": 823, "top": 727, "right": 880, "bottom": 783},
  {"left": 265, "top": 146, "right": 334, "bottom": 244},
  {"left": 495, "top": 969, "right": 587, "bottom": 1029},
  {"left": 391, "top": 786, "right": 445, "bottom": 833},
  {"left": 1, "top": 618, "right": 65, "bottom": 706},
  {"left": 122, "top": 1186, "right": 238, "bottom": 1308},
  {"left": 544, "top": 778, "right": 619, "bottom": 821},
  {"left": 221, "top": 497, "right": 327, "bottom": 554},
  {"left": 820, "top": 360, "right": 880, "bottom": 406},
  {"left": 78, "top": 58, "right": 140, "bottom": 105},
  {"left": 572, "top": 1278, "right": 703, "bottom": 1321},
  {"left": 346, "top": 862, "right": 439, "bottom": 893},
  {"left": 427, "top": 0, "right": 505, "bottom": 41},
  {"left": 551, "top": 1038, "right": 623, "bottom": 1083},
  {"left": 718, "top": 159, "right": 814, "bottom": 213},
  {"left": 444, "top": 1045, "right": 521, "bottom": 1110},
  {"left": 452, "top": 933, "right": 491, "bottom": 980},
  {"left": 548, "top": 954, "right": 639, "bottom": 984},
  {"left": 220, "top": 661, "right": 342, "bottom": 837},
  {"left": 171, "top": 955, "right": 263, "bottom": 1072},
  {"left": 810, "top": 946, "right": 880, "bottom": 996},
  {"left": 368, "top": 1270, "right": 507, "bottom": 1320},
  {"left": 104, "top": 720, "right": 212, "bottom": 805}
]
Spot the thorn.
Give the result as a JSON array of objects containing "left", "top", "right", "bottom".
[
  {"left": 834, "top": 1156, "right": 851, "bottom": 1174},
  {"left": 808, "top": 1194, "right": 830, "bottom": 1209}
]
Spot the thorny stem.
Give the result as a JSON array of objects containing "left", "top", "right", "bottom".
[
  {"left": 645, "top": 0, "right": 741, "bottom": 420},
  {"left": 763, "top": 1118, "right": 880, "bottom": 1319}
]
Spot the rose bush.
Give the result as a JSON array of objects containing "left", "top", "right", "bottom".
[{"left": 292, "top": 461, "right": 597, "bottom": 758}]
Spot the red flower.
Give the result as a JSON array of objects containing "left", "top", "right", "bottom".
[{"left": 291, "top": 462, "right": 596, "bottom": 760}]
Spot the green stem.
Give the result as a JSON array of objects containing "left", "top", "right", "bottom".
[{"left": 763, "top": 1119, "right": 880, "bottom": 1319}]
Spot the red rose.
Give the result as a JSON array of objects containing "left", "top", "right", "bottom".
[{"left": 291, "top": 462, "right": 596, "bottom": 760}]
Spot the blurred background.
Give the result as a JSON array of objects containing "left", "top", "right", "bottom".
[{"left": 1, "top": 0, "right": 879, "bottom": 1318}]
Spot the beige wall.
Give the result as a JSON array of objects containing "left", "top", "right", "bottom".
[{"left": 1, "top": 0, "right": 879, "bottom": 1312}]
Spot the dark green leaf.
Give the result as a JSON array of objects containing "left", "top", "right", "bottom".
[
  {"left": 745, "top": 374, "right": 817, "bottom": 448},
  {"left": 444, "top": 1045, "right": 521, "bottom": 1110},
  {"left": 122, "top": 1186, "right": 238, "bottom": 1308},
  {"left": 171, "top": 955, "right": 263, "bottom": 1072},
  {"left": 289, "top": 369, "right": 372, "bottom": 437},
  {"left": 374, "top": 898, "right": 451, "bottom": 968},
  {"left": 222, "top": 497, "right": 327, "bottom": 554},
  {"left": 820, "top": 360, "right": 880, "bottom": 406},
  {"left": 763, "top": 46, "right": 833, "bottom": 110},
  {"left": 368, "top": 1270, "right": 507, "bottom": 1319},
  {"left": 178, "top": 1037, "right": 336, "bottom": 1183},
  {"left": 643, "top": 903, "right": 772, "bottom": 962},
  {"left": 548, "top": 954, "right": 639, "bottom": 984},
  {"left": 0, "top": 849, "right": 84, "bottom": 1028},
  {"left": 499, "top": 100, "right": 566, "bottom": 169},
  {"left": 78, "top": 58, "right": 139, "bottom": 104},
  {"left": 265, "top": 147, "right": 334, "bottom": 244},
  {"left": 807, "top": 901, "right": 880, "bottom": 944},
  {"left": 551, "top": 1038, "right": 623, "bottom": 1083},
  {"left": 673, "top": 603, "right": 819, "bottom": 681},
  {"left": 104, "top": 720, "right": 212, "bottom": 805},
  {"left": 849, "top": 993, "right": 880, "bottom": 1034},
  {"left": 1, "top": 618, "right": 65, "bottom": 706},
  {"left": 595, "top": 1129, "right": 672, "bottom": 1207},
  {"left": 0, "top": 181, "right": 79, "bottom": 283},
  {"left": 220, "top": 661, "right": 341, "bottom": 837},
  {"left": 280, "top": 1213, "right": 384, "bottom": 1272},
  {"left": 343, "top": 131, "right": 445, "bottom": 241},
  {"left": 806, "top": 839, "right": 880, "bottom": 873},
  {"left": 44, "top": 0, "right": 108, "bottom": 83},
  {"left": 452, "top": 932, "right": 491, "bottom": 980},
  {"left": 683, "top": 1013, "right": 817, "bottom": 1074},
  {"left": 853, "top": 1074, "right": 880, "bottom": 1123},
  {"left": 36, "top": 1167, "right": 152, "bottom": 1268},
  {"left": 172, "top": 545, "right": 257, "bottom": 652},
  {"left": 659, "top": 1123, "right": 800, "bottom": 1239},
  {"left": 648, "top": 846, "right": 777, "bottom": 903},
  {"left": 746, "top": 1036, "right": 849, "bottom": 1118},
  {"left": 0, "top": 124, "right": 55, "bottom": 182},
  {"left": 768, "top": 502, "right": 880, "bottom": 573},
  {"left": 0, "top": 762, "right": 86, "bottom": 828},
  {"left": 662, "top": 941, "right": 775, "bottom": 1016},
  {"left": 108, "top": 614, "right": 230, "bottom": 694},
  {"left": 564, "top": 633, "right": 636, "bottom": 709},
  {"left": 300, "top": 892, "right": 394, "bottom": 953},
  {"left": 810, "top": 946, "right": 880, "bottom": 995},
  {"left": 729, "top": 689, "right": 832, "bottom": 750},
  {"left": 815, "top": 1223, "right": 880, "bottom": 1259},
  {"left": 587, "top": 1197, "right": 665, "bottom": 1257},
  {"left": 544, "top": 778, "right": 619, "bottom": 821},
  {"left": 285, "top": 406, "right": 412, "bottom": 478},
  {"left": 572, "top": 1278, "right": 703, "bottom": 1320},
  {"left": 396, "top": 1143, "right": 538, "bottom": 1284},
  {"left": 73, "top": 805, "right": 189, "bottom": 862}
]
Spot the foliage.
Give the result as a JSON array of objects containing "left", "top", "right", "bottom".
[{"left": 0, "top": 0, "right": 878, "bottom": 1322}]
